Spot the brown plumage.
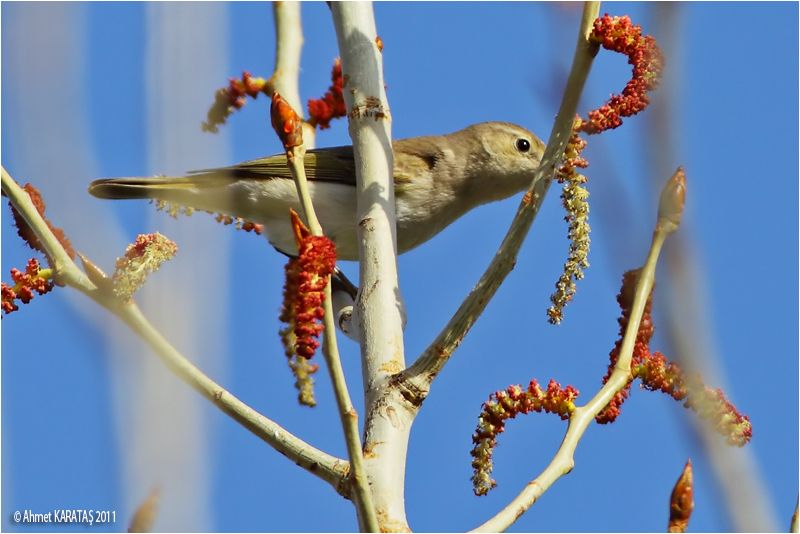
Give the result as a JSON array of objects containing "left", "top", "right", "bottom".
[{"left": 89, "top": 122, "right": 545, "bottom": 260}]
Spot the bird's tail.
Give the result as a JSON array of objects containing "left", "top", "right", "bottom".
[{"left": 88, "top": 176, "right": 201, "bottom": 200}]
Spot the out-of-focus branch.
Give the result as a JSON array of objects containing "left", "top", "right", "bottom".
[
  {"left": 644, "top": 5, "right": 777, "bottom": 531},
  {"left": 472, "top": 167, "right": 684, "bottom": 533},
  {"left": 128, "top": 487, "right": 161, "bottom": 533},
  {"left": 1, "top": 165, "right": 349, "bottom": 494},
  {"left": 331, "top": 4, "right": 410, "bottom": 532},
  {"left": 400, "top": 1, "right": 601, "bottom": 397}
]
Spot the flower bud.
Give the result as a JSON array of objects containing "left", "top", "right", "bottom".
[
  {"left": 668, "top": 460, "right": 694, "bottom": 533},
  {"left": 271, "top": 92, "right": 303, "bottom": 151},
  {"left": 658, "top": 166, "right": 686, "bottom": 232}
]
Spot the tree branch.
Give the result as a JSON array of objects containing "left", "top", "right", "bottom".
[
  {"left": 400, "top": 1, "right": 601, "bottom": 397},
  {"left": 331, "top": 4, "right": 411, "bottom": 532},
  {"left": 472, "top": 167, "right": 684, "bottom": 532},
  {"left": 1, "top": 165, "right": 349, "bottom": 496}
]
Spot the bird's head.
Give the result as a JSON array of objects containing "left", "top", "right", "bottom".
[{"left": 456, "top": 121, "right": 546, "bottom": 202}]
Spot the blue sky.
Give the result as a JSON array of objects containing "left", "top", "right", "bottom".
[{"left": 2, "top": 2, "right": 797, "bottom": 532}]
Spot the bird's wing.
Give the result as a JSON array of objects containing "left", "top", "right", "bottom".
[
  {"left": 188, "top": 145, "right": 358, "bottom": 185},
  {"left": 392, "top": 135, "right": 443, "bottom": 191},
  {"left": 189, "top": 139, "right": 442, "bottom": 190}
]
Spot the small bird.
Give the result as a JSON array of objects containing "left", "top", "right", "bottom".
[{"left": 89, "top": 122, "right": 545, "bottom": 261}]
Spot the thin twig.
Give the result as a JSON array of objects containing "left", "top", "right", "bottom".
[
  {"left": 400, "top": 1, "right": 601, "bottom": 397},
  {"left": 271, "top": 1, "right": 303, "bottom": 116},
  {"left": 1, "top": 165, "right": 349, "bottom": 495},
  {"left": 472, "top": 168, "right": 682, "bottom": 532},
  {"left": 271, "top": 1, "right": 316, "bottom": 149},
  {"left": 272, "top": 2, "right": 356, "bottom": 345},
  {"left": 286, "top": 148, "right": 379, "bottom": 532},
  {"left": 271, "top": 4, "right": 374, "bottom": 524}
]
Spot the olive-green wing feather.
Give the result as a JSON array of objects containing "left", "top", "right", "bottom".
[
  {"left": 189, "top": 145, "right": 358, "bottom": 185},
  {"left": 191, "top": 139, "right": 441, "bottom": 188}
]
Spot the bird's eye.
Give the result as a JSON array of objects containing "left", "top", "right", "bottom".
[{"left": 516, "top": 138, "right": 531, "bottom": 153}]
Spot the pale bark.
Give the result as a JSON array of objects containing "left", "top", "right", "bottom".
[{"left": 331, "top": 3, "right": 411, "bottom": 531}]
